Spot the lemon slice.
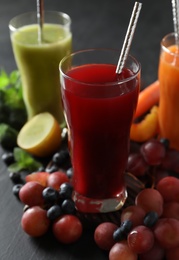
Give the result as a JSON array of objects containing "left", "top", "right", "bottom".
[{"left": 17, "top": 112, "right": 62, "bottom": 157}]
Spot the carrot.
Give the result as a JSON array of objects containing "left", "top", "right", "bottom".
[{"left": 134, "top": 80, "right": 160, "bottom": 119}]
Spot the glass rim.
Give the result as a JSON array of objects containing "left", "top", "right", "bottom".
[
  {"left": 59, "top": 48, "right": 141, "bottom": 87},
  {"left": 9, "top": 10, "right": 71, "bottom": 31},
  {"left": 161, "top": 32, "right": 179, "bottom": 58}
]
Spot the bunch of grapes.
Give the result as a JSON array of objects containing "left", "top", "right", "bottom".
[
  {"left": 93, "top": 138, "right": 179, "bottom": 259},
  {"left": 127, "top": 138, "right": 179, "bottom": 185},
  {"left": 94, "top": 181, "right": 179, "bottom": 260}
]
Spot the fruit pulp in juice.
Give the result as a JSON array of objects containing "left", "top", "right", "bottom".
[
  {"left": 11, "top": 24, "right": 72, "bottom": 125},
  {"left": 159, "top": 45, "right": 179, "bottom": 150},
  {"left": 62, "top": 64, "right": 139, "bottom": 199}
]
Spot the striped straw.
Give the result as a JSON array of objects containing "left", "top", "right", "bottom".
[
  {"left": 116, "top": 2, "right": 142, "bottom": 74},
  {"left": 36, "top": 0, "right": 44, "bottom": 43},
  {"left": 171, "top": 0, "right": 179, "bottom": 44}
]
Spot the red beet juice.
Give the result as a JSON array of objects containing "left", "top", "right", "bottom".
[
  {"left": 61, "top": 63, "right": 140, "bottom": 210},
  {"left": 60, "top": 49, "right": 140, "bottom": 213}
]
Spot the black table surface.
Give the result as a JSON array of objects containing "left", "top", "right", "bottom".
[{"left": 0, "top": 0, "right": 173, "bottom": 259}]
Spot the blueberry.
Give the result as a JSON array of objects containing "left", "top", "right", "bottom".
[
  {"left": 113, "top": 220, "right": 133, "bottom": 242},
  {"left": 42, "top": 187, "right": 59, "bottom": 203},
  {"left": 144, "top": 211, "right": 159, "bottom": 228},
  {"left": 61, "top": 199, "right": 76, "bottom": 214},
  {"left": 2, "top": 152, "right": 14, "bottom": 166},
  {"left": 113, "top": 227, "right": 127, "bottom": 241},
  {"left": 47, "top": 205, "right": 62, "bottom": 221},
  {"left": 38, "top": 166, "right": 46, "bottom": 172},
  {"left": 9, "top": 172, "right": 22, "bottom": 183},
  {"left": 23, "top": 205, "right": 30, "bottom": 212},
  {"left": 160, "top": 138, "right": 170, "bottom": 149},
  {"left": 66, "top": 167, "right": 73, "bottom": 179},
  {"left": 12, "top": 184, "right": 23, "bottom": 199},
  {"left": 52, "top": 150, "right": 70, "bottom": 166},
  {"left": 59, "top": 182, "right": 73, "bottom": 199},
  {"left": 120, "top": 220, "right": 133, "bottom": 234},
  {"left": 46, "top": 164, "right": 59, "bottom": 173}
]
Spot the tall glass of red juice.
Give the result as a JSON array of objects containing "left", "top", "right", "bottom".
[{"left": 60, "top": 49, "right": 140, "bottom": 213}]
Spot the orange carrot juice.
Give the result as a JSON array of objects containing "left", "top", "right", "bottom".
[{"left": 158, "top": 33, "right": 179, "bottom": 150}]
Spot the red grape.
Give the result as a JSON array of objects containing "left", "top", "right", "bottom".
[
  {"left": 52, "top": 214, "right": 83, "bottom": 244},
  {"left": 121, "top": 205, "right": 146, "bottom": 227},
  {"left": 154, "top": 218, "right": 179, "bottom": 249},
  {"left": 138, "top": 241, "right": 165, "bottom": 260},
  {"left": 21, "top": 206, "right": 50, "bottom": 237},
  {"left": 161, "top": 148, "right": 179, "bottom": 173},
  {"left": 109, "top": 241, "right": 138, "bottom": 260},
  {"left": 162, "top": 202, "right": 179, "bottom": 220},
  {"left": 94, "top": 222, "right": 118, "bottom": 251},
  {"left": 154, "top": 168, "right": 169, "bottom": 186},
  {"left": 127, "top": 225, "right": 154, "bottom": 254},
  {"left": 140, "top": 139, "right": 166, "bottom": 165},
  {"left": 25, "top": 171, "right": 50, "bottom": 187},
  {"left": 156, "top": 176, "right": 179, "bottom": 202},
  {"left": 166, "top": 246, "right": 179, "bottom": 260},
  {"left": 135, "top": 188, "right": 164, "bottom": 217},
  {"left": 19, "top": 181, "right": 45, "bottom": 207},
  {"left": 127, "top": 153, "right": 148, "bottom": 177},
  {"left": 47, "top": 171, "right": 70, "bottom": 190}
]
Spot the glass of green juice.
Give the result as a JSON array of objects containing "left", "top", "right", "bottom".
[{"left": 9, "top": 11, "right": 72, "bottom": 126}]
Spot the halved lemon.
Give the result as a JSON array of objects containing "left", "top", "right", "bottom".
[{"left": 17, "top": 112, "right": 62, "bottom": 157}]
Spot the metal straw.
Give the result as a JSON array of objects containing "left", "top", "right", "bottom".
[
  {"left": 36, "top": 0, "right": 44, "bottom": 43},
  {"left": 171, "top": 0, "right": 179, "bottom": 45},
  {"left": 116, "top": 2, "right": 142, "bottom": 74}
]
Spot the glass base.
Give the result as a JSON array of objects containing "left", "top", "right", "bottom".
[{"left": 73, "top": 189, "right": 127, "bottom": 213}]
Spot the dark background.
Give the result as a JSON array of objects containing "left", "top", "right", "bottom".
[
  {"left": 0, "top": 0, "right": 173, "bottom": 86},
  {"left": 0, "top": 0, "right": 173, "bottom": 259}
]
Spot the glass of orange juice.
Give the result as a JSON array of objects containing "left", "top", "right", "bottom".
[{"left": 158, "top": 32, "right": 179, "bottom": 151}]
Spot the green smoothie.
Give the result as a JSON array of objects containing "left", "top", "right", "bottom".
[{"left": 11, "top": 23, "right": 72, "bottom": 126}]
